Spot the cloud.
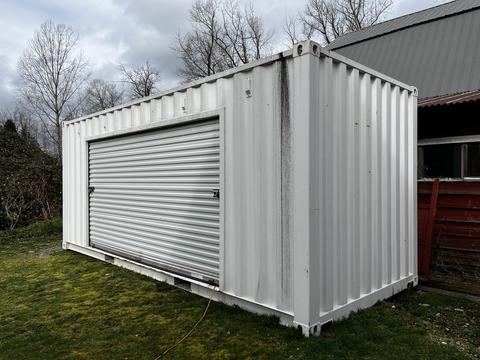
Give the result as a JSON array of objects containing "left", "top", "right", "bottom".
[
  {"left": 0, "top": 55, "right": 19, "bottom": 108},
  {"left": 391, "top": 0, "right": 451, "bottom": 17},
  {"left": 0, "top": 0, "right": 449, "bottom": 107},
  {"left": 106, "top": 0, "right": 192, "bottom": 88}
]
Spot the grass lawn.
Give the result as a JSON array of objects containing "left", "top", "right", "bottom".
[{"left": 0, "top": 221, "right": 478, "bottom": 359}]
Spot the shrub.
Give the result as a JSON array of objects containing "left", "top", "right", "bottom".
[{"left": 0, "top": 122, "right": 61, "bottom": 230}]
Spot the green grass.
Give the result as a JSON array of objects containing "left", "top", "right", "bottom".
[{"left": 0, "top": 221, "right": 478, "bottom": 359}]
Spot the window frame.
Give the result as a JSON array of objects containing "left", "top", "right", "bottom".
[{"left": 418, "top": 135, "right": 480, "bottom": 180}]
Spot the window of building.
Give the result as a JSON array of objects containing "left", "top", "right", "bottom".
[
  {"left": 418, "top": 141, "right": 480, "bottom": 179},
  {"left": 466, "top": 143, "right": 480, "bottom": 177}
]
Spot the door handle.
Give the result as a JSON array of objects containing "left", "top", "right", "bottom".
[
  {"left": 212, "top": 189, "right": 220, "bottom": 199},
  {"left": 89, "top": 186, "right": 95, "bottom": 195}
]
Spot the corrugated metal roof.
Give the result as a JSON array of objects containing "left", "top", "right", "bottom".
[
  {"left": 327, "top": 0, "right": 480, "bottom": 50},
  {"left": 325, "top": 5, "right": 480, "bottom": 98},
  {"left": 418, "top": 89, "right": 480, "bottom": 107}
]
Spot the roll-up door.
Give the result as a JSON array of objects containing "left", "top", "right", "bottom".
[{"left": 88, "top": 119, "right": 221, "bottom": 284}]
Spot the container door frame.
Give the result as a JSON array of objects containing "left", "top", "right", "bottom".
[{"left": 83, "top": 108, "right": 226, "bottom": 290}]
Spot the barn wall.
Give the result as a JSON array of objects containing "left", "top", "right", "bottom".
[{"left": 418, "top": 180, "right": 480, "bottom": 279}]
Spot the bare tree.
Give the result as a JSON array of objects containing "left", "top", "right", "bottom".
[
  {"left": 119, "top": 61, "right": 160, "bottom": 99},
  {"left": 174, "top": 0, "right": 272, "bottom": 82},
  {"left": 283, "top": 15, "right": 315, "bottom": 46},
  {"left": 175, "top": 30, "right": 220, "bottom": 81},
  {"left": 174, "top": 0, "right": 223, "bottom": 81},
  {"left": 83, "top": 79, "right": 124, "bottom": 114},
  {"left": 17, "top": 20, "right": 89, "bottom": 160},
  {"left": 218, "top": 3, "right": 272, "bottom": 66},
  {"left": 338, "top": 0, "right": 393, "bottom": 31},
  {"left": 3, "top": 178, "right": 29, "bottom": 230},
  {"left": 292, "top": 0, "right": 393, "bottom": 45}
]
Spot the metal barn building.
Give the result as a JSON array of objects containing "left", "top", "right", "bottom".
[
  {"left": 63, "top": 41, "right": 417, "bottom": 335},
  {"left": 326, "top": 0, "right": 480, "bottom": 100}
]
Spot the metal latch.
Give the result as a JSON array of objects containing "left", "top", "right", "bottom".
[
  {"left": 89, "top": 186, "right": 95, "bottom": 195},
  {"left": 212, "top": 189, "right": 220, "bottom": 199}
]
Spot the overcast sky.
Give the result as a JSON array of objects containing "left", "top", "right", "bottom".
[{"left": 0, "top": 0, "right": 450, "bottom": 108}]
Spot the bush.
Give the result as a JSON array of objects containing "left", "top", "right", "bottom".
[{"left": 0, "top": 122, "right": 61, "bottom": 230}]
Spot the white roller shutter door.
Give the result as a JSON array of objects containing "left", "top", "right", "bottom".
[{"left": 88, "top": 119, "right": 220, "bottom": 283}]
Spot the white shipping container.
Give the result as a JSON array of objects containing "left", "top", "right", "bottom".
[{"left": 63, "top": 41, "right": 418, "bottom": 336}]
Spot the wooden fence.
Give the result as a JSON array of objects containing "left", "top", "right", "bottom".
[{"left": 418, "top": 180, "right": 480, "bottom": 281}]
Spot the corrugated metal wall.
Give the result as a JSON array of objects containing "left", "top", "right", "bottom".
[
  {"left": 63, "top": 42, "right": 417, "bottom": 329},
  {"left": 305, "top": 51, "right": 417, "bottom": 321},
  {"left": 63, "top": 58, "right": 294, "bottom": 314}
]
